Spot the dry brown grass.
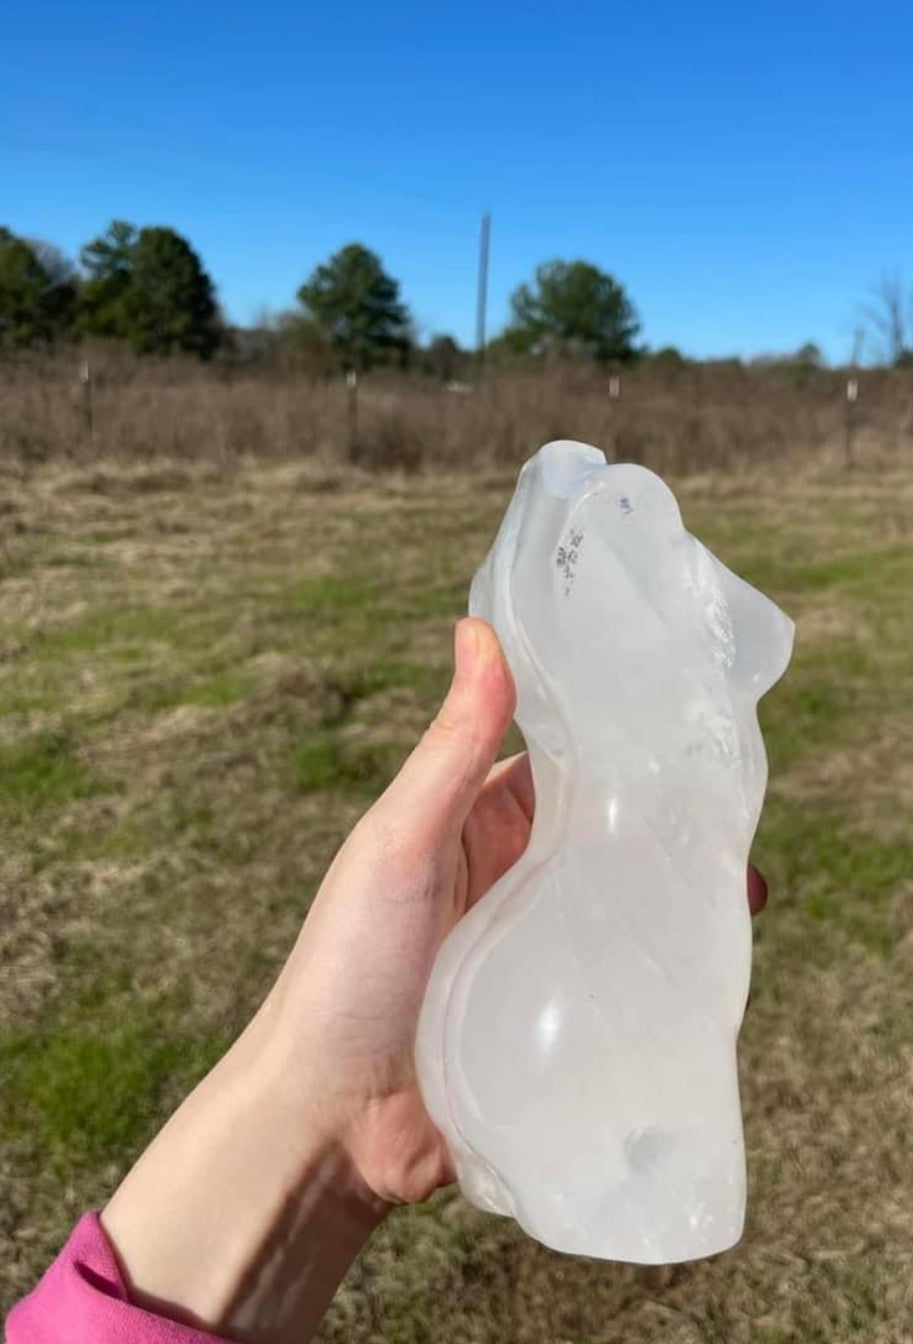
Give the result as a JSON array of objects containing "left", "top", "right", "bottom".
[
  {"left": 2, "top": 452, "right": 913, "bottom": 1342},
  {"left": 2, "top": 348, "right": 913, "bottom": 476}
]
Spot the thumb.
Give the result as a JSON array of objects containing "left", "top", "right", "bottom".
[{"left": 383, "top": 617, "right": 516, "bottom": 842}]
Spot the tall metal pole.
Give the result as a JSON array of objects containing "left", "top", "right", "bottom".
[{"left": 476, "top": 210, "right": 491, "bottom": 369}]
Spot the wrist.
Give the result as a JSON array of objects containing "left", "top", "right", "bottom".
[{"left": 103, "top": 1012, "right": 389, "bottom": 1344}]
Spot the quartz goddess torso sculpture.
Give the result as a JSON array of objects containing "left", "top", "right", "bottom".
[{"left": 415, "top": 440, "right": 794, "bottom": 1264}]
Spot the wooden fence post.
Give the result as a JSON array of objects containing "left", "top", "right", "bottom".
[
  {"left": 80, "top": 361, "right": 94, "bottom": 440},
  {"left": 346, "top": 370, "right": 358, "bottom": 462},
  {"left": 845, "top": 376, "right": 858, "bottom": 469}
]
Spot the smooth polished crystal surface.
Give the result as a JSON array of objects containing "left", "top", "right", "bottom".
[{"left": 415, "top": 440, "right": 794, "bottom": 1264}]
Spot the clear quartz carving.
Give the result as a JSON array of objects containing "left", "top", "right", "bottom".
[{"left": 415, "top": 440, "right": 794, "bottom": 1264}]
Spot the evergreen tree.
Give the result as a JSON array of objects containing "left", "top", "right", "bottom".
[
  {"left": 79, "top": 221, "right": 221, "bottom": 357},
  {"left": 504, "top": 259, "right": 641, "bottom": 363},
  {"left": 297, "top": 243, "right": 410, "bottom": 370}
]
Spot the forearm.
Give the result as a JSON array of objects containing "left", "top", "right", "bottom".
[{"left": 101, "top": 1010, "right": 389, "bottom": 1344}]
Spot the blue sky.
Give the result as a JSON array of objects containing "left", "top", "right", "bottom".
[{"left": 4, "top": 1, "right": 912, "bottom": 361}]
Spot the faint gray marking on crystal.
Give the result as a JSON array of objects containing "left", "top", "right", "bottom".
[{"left": 556, "top": 527, "right": 584, "bottom": 596}]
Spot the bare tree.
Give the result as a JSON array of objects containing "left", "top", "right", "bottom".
[
  {"left": 862, "top": 270, "right": 912, "bottom": 366},
  {"left": 25, "top": 239, "right": 77, "bottom": 287}
]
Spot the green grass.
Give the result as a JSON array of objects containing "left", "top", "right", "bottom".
[
  {"left": 281, "top": 575, "right": 380, "bottom": 614},
  {"left": 31, "top": 817, "right": 155, "bottom": 871},
  {"left": 0, "top": 732, "right": 112, "bottom": 819},
  {"left": 34, "top": 605, "right": 190, "bottom": 656},
  {"left": 285, "top": 731, "right": 402, "bottom": 795},
  {"left": 2, "top": 460, "right": 913, "bottom": 1341},
  {"left": 0, "top": 997, "right": 227, "bottom": 1174},
  {"left": 134, "top": 668, "right": 255, "bottom": 712},
  {"left": 757, "top": 799, "right": 913, "bottom": 958}
]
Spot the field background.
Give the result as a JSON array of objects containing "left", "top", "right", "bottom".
[
  {"left": 4, "top": 351, "right": 913, "bottom": 473},
  {"left": 2, "top": 368, "right": 913, "bottom": 1341}
]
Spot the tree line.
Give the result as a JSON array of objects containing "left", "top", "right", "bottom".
[
  {"left": 2, "top": 220, "right": 909, "bottom": 369},
  {"left": 0, "top": 221, "right": 643, "bottom": 369},
  {"left": 0, "top": 222, "right": 221, "bottom": 358}
]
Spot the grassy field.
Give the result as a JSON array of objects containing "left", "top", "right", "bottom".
[{"left": 2, "top": 452, "right": 913, "bottom": 1342}]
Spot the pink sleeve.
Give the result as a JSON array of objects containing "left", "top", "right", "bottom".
[{"left": 5, "top": 1212, "right": 232, "bottom": 1344}]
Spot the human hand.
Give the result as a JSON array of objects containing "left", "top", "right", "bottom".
[
  {"left": 100, "top": 617, "right": 526, "bottom": 1341},
  {"left": 102, "top": 617, "right": 769, "bottom": 1343},
  {"left": 262, "top": 615, "right": 769, "bottom": 1209},
  {"left": 260, "top": 617, "right": 531, "bottom": 1205}
]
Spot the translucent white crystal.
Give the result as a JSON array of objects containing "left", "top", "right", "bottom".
[{"left": 415, "top": 440, "right": 794, "bottom": 1264}]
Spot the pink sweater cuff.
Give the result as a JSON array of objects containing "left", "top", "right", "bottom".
[{"left": 6, "top": 1212, "right": 232, "bottom": 1344}]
